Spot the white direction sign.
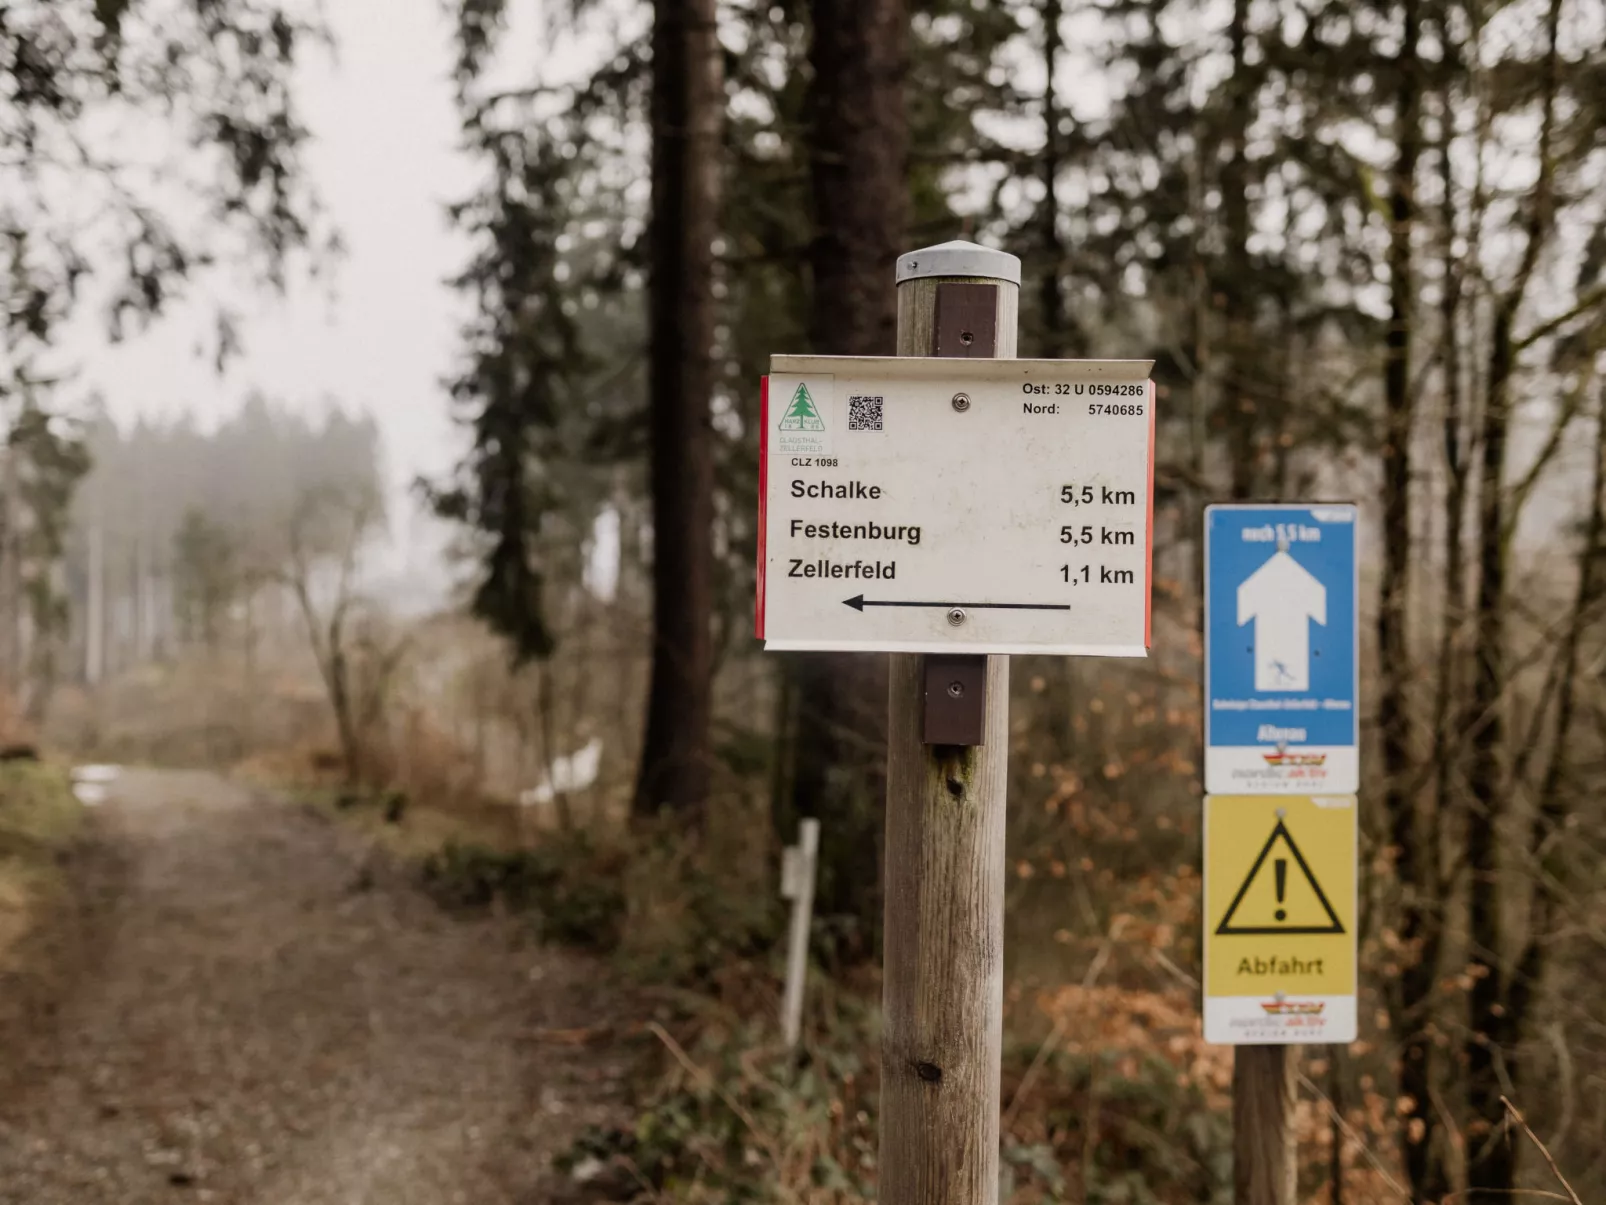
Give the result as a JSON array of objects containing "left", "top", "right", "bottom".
[{"left": 757, "top": 356, "right": 1156, "bottom": 656}]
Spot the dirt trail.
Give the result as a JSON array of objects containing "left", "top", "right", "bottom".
[{"left": 0, "top": 769, "right": 629, "bottom": 1204}]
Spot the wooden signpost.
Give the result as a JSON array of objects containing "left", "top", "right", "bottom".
[{"left": 758, "top": 241, "right": 1156, "bottom": 1205}]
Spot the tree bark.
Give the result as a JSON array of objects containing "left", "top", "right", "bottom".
[
  {"left": 0, "top": 447, "right": 19, "bottom": 694},
  {"left": 1378, "top": 6, "right": 1446, "bottom": 1202},
  {"left": 634, "top": 0, "right": 723, "bottom": 819},
  {"left": 1221, "top": 0, "right": 1256, "bottom": 501},
  {"left": 1033, "top": 0, "right": 1081, "bottom": 755},
  {"left": 1510, "top": 360, "right": 1606, "bottom": 1152},
  {"left": 1329, "top": 1051, "right": 1347, "bottom": 1205},
  {"left": 1464, "top": 0, "right": 1561, "bottom": 1191},
  {"left": 1428, "top": 42, "right": 1471, "bottom": 1205},
  {"left": 788, "top": 0, "right": 908, "bottom": 945},
  {"left": 1039, "top": 0, "right": 1068, "bottom": 359},
  {"left": 1465, "top": 294, "right": 1520, "bottom": 1205}
]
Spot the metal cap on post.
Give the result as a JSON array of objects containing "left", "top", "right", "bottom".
[{"left": 896, "top": 240, "right": 1022, "bottom": 286}]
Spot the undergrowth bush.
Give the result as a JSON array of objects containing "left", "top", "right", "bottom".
[
  {"left": 0, "top": 763, "right": 83, "bottom": 859},
  {"left": 612, "top": 825, "right": 779, "bottom": 986},
  {"left": 0, "top": 762, "right": 85, "bottom": 967},
  {"left": 1002, "top": 1047, "right": 1232, "bottom": 1203},
  {"left": 420, "top": 834, "right": 628, "bottom": 950},
  {"left": 558, "top": 972, "right": 1240, "bottom": 1205},
  {"left": 562, "top": 996, "right": 880, "bottom": 1204},
  {"left": 417, "top": 807, "right": 781, "bottom": 976}
]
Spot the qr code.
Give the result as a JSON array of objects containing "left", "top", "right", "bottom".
[{"left": 847, "top": 395, "right": 884, "bottom": 431}]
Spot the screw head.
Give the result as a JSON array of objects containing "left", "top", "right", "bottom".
[
  {"left": 946, "top": 607, "right": 966, "bottom": 626},
  {"left": 951, "top": 393, "right": 971, "bottom": 412},
  {"left": 947, "top": 680, "right": 964, "bottom": 698}
]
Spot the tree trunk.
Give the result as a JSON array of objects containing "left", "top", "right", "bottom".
[
  {"left": 1329, "top": 1051, "right": 1347, "bottom": 1205},
  {"left": 86, "top": 520, "right": 104, "bottom": 685},
  {"left": 787, "top": 0, "right": 908, "bottom": 950},
  {"left": 330, "top": 645, "right": 362, "bottom": 788},
  {"left": 1429, "top": 28, "right": 1468, "bottom": 948},
  {"left": 1464, "top": 0, "right": 1561, "bottom": 1190},
  {"left": 634, "top": 0, "right": 723, "bottom": 819},
  {"left": 1510, "top": 361, "right": 1606, "bottom": 1151},
  {"left": 1378, "top": 7, "right": 1445, "bottom": 1202},
  {"left": 1414, "top": 48, "right": 1465, "bottom": 1205},
  {"left": 1039, "top": 0, "right": 1068, "bottom": 359},
  {"left": 1465, "top": 303, "right": 1519, "bottom": 1199},
  {"left": 1220, "top": 0, "right": 1256, "bottom": 501},
  {"left": 1034, "top": 0, "right": 1079, "bottom": 760},
  {"left": 0, "top": 448, "right": 19, "bottom": 696}
]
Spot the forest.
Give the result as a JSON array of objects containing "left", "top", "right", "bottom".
[{"left": 1, "top": 0, "right": 1604, "bottom": 1203}]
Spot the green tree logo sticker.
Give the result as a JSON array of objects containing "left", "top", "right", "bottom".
[{"left": 779, "top": 383, "right": 826, "bottom": 432}]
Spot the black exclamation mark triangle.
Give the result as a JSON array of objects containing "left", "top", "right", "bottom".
[{"left": 1215, "top": 819, "right": 1344, "bottom": 936}]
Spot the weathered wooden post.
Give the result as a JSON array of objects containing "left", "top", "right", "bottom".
[
  {"left": 881, "top": 241, "right": 1019, "bottom": 1205},
  {"left": 757, "top": 241, "right": 1154, "bottom": 1205},
  {"left": 1233, "top": 1046, "right": 1298, "bottom": 1205}
]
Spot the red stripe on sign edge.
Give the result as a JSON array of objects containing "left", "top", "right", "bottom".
[
  {"left": 1145, "top": 378, "right": 1156, "bottom": 649},
  {"left": 756, "top": 376, "right": 769, "bottom": 640}
]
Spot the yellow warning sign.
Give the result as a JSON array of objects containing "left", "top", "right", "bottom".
[{"left": 1204, "top": 795, "right": 1357, "bottom": 1045}]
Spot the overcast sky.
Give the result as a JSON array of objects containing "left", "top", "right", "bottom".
[{"left": 71, "top": 0, "right": 477, "bottom": 603}]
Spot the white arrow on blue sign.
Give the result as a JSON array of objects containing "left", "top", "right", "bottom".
[{"left": 1204, "top": 504, "right": 1359, "bottom": 795}]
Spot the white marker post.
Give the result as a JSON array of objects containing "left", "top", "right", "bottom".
[{"left": 779, "top": 817, "right": 820, "bottom": 1049}]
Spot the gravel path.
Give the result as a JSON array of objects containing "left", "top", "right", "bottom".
[{"left": 0, "top": 769, "right": 629, "bottom": 1204}]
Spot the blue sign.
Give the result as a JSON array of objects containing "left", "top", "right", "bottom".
[{"left": 1204, "top": 504, "right": 1358, "bottom": 795}]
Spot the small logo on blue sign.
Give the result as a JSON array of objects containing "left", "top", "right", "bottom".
[{"left": 1205, "top": 505, "right": 1359, "bottom": 794}]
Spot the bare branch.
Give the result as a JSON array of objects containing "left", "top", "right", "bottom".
[
  {"left": 1297, "top": 1074, "right": 1412, "bottom": 1203},
  {"left": 1516, "top": 283, "right": 1606, "bottom": 354},
  {"left": 1504, "top": 353, "right": 1600, "bottom": 538},
  {"left": 1499, "top": 0, "right": 1563, "bottom": 316},
  {"left": 1500, "top": 1098, "right": 1583, "bottom": 1205}
]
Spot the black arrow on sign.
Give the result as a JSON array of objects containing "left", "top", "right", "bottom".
[{"left": 843, "top": 595, "right": 1071, "bottom": 612}]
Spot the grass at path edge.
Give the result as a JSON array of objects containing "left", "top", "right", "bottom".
[{"left": 0, "top": 763, "right": 84, "bottom": 970}]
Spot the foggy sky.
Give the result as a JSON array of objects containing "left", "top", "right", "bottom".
[{"left": 67, "top": 0, "right": 477, "bottom": 608}]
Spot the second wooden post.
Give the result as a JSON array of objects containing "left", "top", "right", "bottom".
[
  {"left": 881, "top": 241, "right": 1020, "bottom": 1205},
  {"left": 1234, "top": 1045, "right": 1297, "bottom": 1205}
]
